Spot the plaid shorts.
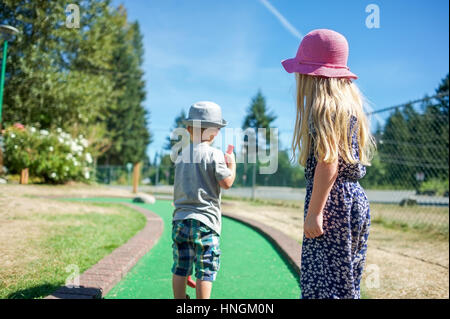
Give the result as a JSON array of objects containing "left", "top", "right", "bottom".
[{"left": 171, "top": 219, "right": 221, "bottom": 282}]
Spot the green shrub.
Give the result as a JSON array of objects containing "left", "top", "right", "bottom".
[
  {"left": 419, "top": 178, "right": 449, "bottom": 196},
  {"left": 3, "top": 124, "right": 93, "bottom": 184}
]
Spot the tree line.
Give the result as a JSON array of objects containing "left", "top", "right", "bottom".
[
  {"left": 362, "top": 74, "right": 449, "bottom": 194},
  {"left": 0, "top": 0, "right": 151, "bottom": 169}
]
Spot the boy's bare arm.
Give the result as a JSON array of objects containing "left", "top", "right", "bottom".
[{"left": 219, "top": 153, "right": 236, "bottom": 190}]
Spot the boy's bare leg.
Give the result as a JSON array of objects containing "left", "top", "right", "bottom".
[
  {"left": 172, "top": 274, "right": 188, "bottom": 299},
  {"left": 196, "top": 279, "right": 212, "bottom": 299}
]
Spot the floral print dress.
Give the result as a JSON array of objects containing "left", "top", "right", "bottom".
[{"left": 300, "top": 116, "right": 371, "bottom": 299}]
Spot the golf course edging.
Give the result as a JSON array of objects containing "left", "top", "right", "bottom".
[
  {"left": 222, "top": 212, "right": 301, "bottom": 275},
  {"left": 45, "top": 202, "right": 163, "bottom": 299}
]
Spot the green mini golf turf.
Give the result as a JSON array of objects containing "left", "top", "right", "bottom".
[{"left": 72, "top": 198, "right": 300, "bottom": 299}]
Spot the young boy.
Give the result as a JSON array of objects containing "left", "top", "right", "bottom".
[{"left": 171, "top": 101, "right": 236, "bottom": 299}]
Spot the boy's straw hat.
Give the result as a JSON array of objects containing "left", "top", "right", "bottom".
[
  {"left": 183, "top": 101, "right": 227, "bottom": 128},
  {"left": 281, "top": 29, "right": 357, "bottom": 79}
]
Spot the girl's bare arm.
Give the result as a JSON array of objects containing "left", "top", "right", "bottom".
[{"left": 304, "top": 159, "right": 339, "bottom": 238}]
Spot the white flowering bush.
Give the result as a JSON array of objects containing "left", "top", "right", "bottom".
[{"left": 3, "top": 124, "right": 93, "bottom": 184}]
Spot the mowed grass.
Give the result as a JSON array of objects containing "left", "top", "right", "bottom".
[{"left": 0, "top": 200, "right": 146, "bottom": 299}]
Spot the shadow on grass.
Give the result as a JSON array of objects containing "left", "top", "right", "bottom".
[
  {"left": 7, "top": 284, "right": 105, "bottom": 299},
  {"left": 7, "top": 283, "right": 62, "bottom": 299}
]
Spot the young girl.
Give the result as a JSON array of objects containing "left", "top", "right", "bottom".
[{"left": 282, "top": 29, "right": 376, "bottom": 299}]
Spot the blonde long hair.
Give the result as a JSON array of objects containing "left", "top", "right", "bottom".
[{"left": 292, "top": 73, "right": 376, "bottom": 166}]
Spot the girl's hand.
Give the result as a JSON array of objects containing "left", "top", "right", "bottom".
[{"left": 304, "top": 211, "right": 324, "bottom": 239}]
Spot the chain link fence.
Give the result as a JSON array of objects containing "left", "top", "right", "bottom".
[
  {"left": 95, "top": 163, "right": 174, "bottom": 186},
  {"left": 362, "top": 92, "right": 449, "bottom": 234}
]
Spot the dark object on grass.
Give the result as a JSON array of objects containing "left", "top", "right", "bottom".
[{"left": 400, "top": 198, "right": 418, "bottom": 206}]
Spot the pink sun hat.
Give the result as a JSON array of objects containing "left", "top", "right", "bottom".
[{"left": 281, "top": 29, "right": 357, "bottom": 80}]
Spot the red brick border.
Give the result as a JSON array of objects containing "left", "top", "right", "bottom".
[
  {"left": 223, "top": 212, "right": 301, "bottom": 275},
  {"left": 45, "top": 203, "right": 164, "bottom": 299}
]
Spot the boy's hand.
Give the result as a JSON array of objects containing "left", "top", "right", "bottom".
[
  {"left": 304, "top": 211, "right": 323, "bottom": 239},
  {"left": 219, "top": 152, "right": 236, "bottom": 190},
  {"left": 224, "top": 152, "right": 235, "bottom": 167}
]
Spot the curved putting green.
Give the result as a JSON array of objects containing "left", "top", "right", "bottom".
[{"left": 76, "top": 198, "right": 300, "bottom": 299}]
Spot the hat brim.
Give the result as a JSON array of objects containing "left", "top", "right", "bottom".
[
  {"left": 182, "top": 119, "right": 227, "bottom": 128},
  {"left": 281, "top": 58, "right": 358, "bottom": 79}
]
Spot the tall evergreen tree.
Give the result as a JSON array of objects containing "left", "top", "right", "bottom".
[
  {"left": 436, "top": 73, "right": 449, "bottom": 115},
  {"left": 427, "top": 73, "right": 449, "bottom": 179},
  {"left": 242, "top": 90, "right": 277, "bottom": 189},
  {"left": 158, "top": 109, "right": 187, "bottom": 184},
  {"left": 242, "top": 90, "right": 277, "bottom": 148},
  {"left": 98, "top": 17, "right": 151, "bottom": 165},
  {"left": 379, "top": 108, "right": 414, "bottom": 186},
  {"left": 376, "top": 74, "right": 449, "bottom": 188},
  {"left": 164, "top": 109, "right": 187, "bottom": 151}
]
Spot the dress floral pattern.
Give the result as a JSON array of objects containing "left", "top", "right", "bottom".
[{"left": 300, "top": 116, "right": 371, "bottom": 299}]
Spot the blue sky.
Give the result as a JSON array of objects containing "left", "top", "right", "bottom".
[{"left": 112, "top": 0, "right": 449, "bottom": 161}]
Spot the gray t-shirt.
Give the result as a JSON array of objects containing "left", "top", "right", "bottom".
[{"left": 173, "top": 142, "right": 232, "bottom": 235}]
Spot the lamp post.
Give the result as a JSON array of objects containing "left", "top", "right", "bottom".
[
  {"left": 126, "top": 162, "right": 133, "bottom": 185},
  {"left": 0, "top": 25, "right": 19, "bottom": 125},
  {"left": 0, "top": 25, "right": 19, "bottom": 177},
  {"left": 415, "top": 171, "right": 425, "bottom": 194}
]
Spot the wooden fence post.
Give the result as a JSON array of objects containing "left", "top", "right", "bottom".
[
  {"left": 132, "top": 162, "right": 141, "bottom": 194},
  {"left": 20, "top": 168, "right": 29, "bottom": 184}
]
